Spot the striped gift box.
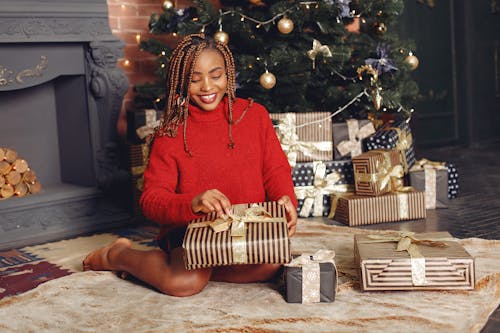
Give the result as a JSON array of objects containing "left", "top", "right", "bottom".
[
  {"left": 270, "top": 112, "right": 333, "bottom": 165},
  {"left": 352, "top": 149, "right": 402, "bottom": 196},
  {"left": 333, "top": 191, "right": 426, "bottom": 226},
  {"left": 183, "top": 201, "right": 291, "bottom": 270},
  {"left": 354, "top": 232, "right": 475, "bottom": 291}
]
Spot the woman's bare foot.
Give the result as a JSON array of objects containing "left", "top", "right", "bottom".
[{"left": 82, "top": 238, "right": 132, "bottom": 271}]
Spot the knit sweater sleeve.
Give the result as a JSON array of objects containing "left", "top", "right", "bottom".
[
  {"left": 139, "top": 137, "right": 199, "bottom": 226},
  {"left": 257, "top": 105, "right": 298, "bottom": 208}
]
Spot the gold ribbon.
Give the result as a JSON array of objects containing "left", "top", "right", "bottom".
[
  {"left": 410, "top": 158, "right": 447, "bottom": 209},
  {"left": 276, "top": 113, "right": 332, "bottom": 167},
  {"left": 187, "top": 204, "right": 284, "bottom": 264},
  {"left": 131, "top": 144, "right": 150, "bottom": 191},
  {"left": 307, "top": 39, "right": 332, "bottom": 69},
  {"left": 136, "top": 109, "right": 161, "bottom": 140},
  {"left": 354, "top": 151, "right": 406, "bottom": 194},
  {"left": 337, "top": 119, "right": 375, "bottom": 157},
  {"left": 359, "top": 232, "right": 454, "bottom": 286},
  {"left": 286, "top": 249, "right": 337, "bottom": 303},
  {"left": 294, "top": 161, "right": 353, "bottom": 217},
  {"left": 382, "top": 126, "right": 413, "bottom": 173}
]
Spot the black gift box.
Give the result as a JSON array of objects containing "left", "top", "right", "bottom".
[
  {"left": 126, "top": 108, "right": 164, "bottom": 143},
  {"left": 332, "top": 119, "right": 375, "bottom": 159},
  {"left": 284, "top": 262, "right": 336, "bottom": 303},
  {"left": 447, "top": 162, "right": 459, "bottom": 199},
  {"left": 409, "top": 167, "right": 449, "bottom": 209}
]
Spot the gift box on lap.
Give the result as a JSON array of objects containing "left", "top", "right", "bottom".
[
  {"left": 270, "top": 112, "right": 333, "bottom": 166},
  {"left": 409, "top": 159, "right": 450, "bottom": 209},
  {"left": 283, "top": 250, "right": 337, "bottom": 303},
  {"left": 292, "top": 160, "right": 354, "bottom": 217},
  {"left": 352, "top": 149, "right": 403, "bottom": 196},
  {"left": 126, "top": 108, "right": 164, "bottom": 144},
  {"left": 332, "top": 191, "right": 426, "bottom": 226},
  {"left": 354, "top": 232, "right": 475, "bottom": 291},
  {"left": 183, "top": 201, "right": 291, "bottom": 270},
  {"left": 362, "top": 120, "right": 416, "bottom": 173},
  {"left": 447, "top": 162, "right": 459, "bottom": 199},
  {"left": 332, "top": 119, "right": 375, "bottom": 159}
]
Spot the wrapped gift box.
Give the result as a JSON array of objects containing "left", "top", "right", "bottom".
[
  {"left": 352, "top": 149, "right": 403, "bottom": 196},
  {"left": 409, "top": 159, "right": 450, "bottom": 209},
  {"left": 332, "top": 191, "right": 426, "bottom": 226},
  {"left": 126, "top": 108, "right": 164, "bottom": 144},
  {"left": 362, "top": 120, "right": 416, "bottom": 173},
  {"left": 283, "top": 250, "right": 337, "bottom": 303},
  {"left": 447, "top": 162, "right": 459, "bottom": 199},
  {"left": 128, "top": 144, "right": 149, "bottom": 218},
  {"left": 332, "top": 119, "right": 375, "bottom": 159},
  {"left": 183, "top": 201, "right": 291, "bottom": 270},
  {"left": 292, "top": 160, "right": 354, "bottom": 217},
  {"left": 270, "top": 112, "right": 333, "bottom": 166},
  {"left": 354, "top": 232, "right": 475, "bottom": 291}
]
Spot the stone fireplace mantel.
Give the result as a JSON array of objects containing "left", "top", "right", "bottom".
[{"left": 0, "top": 0, "right": 132, "bottom": 249}]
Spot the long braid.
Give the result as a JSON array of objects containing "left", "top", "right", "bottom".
[{"left": 155, "top": 34, "right": 239, "bottom": 156}]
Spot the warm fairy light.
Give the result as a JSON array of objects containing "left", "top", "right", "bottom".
[
  {"left": 161, "top": 63, "right": 166, "bottom": 68},
  {"left": 121, "top": 4, "right": 126, "bottom": 9},
  {"left": 123, "top": 59, "right": 130, "bottom": 66},
  {"left": 155, "top": 98, "right": 161, "bottom": 103},
  {"left": 161, "top": 51, "right": 166, "bottom": 56},
  {"left": 135, "top": 34, "right": 141, "bottom": 44},
  {"left": 172, "top": 32, "right": 177, "bottom": 37},
  {"left": 241, "top": 17, "right": 244, "bottom": 22}
]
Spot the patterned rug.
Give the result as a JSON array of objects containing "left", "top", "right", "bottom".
[{"left": 0, "top": 225, "right": 158, "bottom": 299}]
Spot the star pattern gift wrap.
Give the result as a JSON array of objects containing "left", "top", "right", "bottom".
[
  {"left": 283, "top": 250, "right": 337, "bottom": 303},
  {"left": 354, "top": 232, "right": 475, "bottom": 291},
  {"left": 126, "top": 108, "right": 164, "bottom": 143},
  {"left": 409, "top": 159, "right": 450, "bottom": 209},
  {"left": 332, "top": 191, "right": 426, "bottom": 226},
  {"left": 270, "top": 112, "right": 333, "bottom": 166},
  {"left": 292, "top": 160, "right": 354, "bottom": 217},
  {"left": 182, "top": 202, "right": 291, "bottom": 270},
  {"left": 447, "top": 162, "right": 459, "bottom": 199},
  {"left": 352, "top": 149, "right": 404, "bottom": 196},
  {"left": 332, "top": 119, "right": 375, "bottom": 159},
  {"left": 362, "top": 120, "right": 416, "bottom": 173}
]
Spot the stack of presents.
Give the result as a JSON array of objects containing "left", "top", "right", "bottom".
[{"left": 126, "top": 108, "right": 473, "bottom": 303}]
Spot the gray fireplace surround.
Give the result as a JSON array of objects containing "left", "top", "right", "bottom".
[{"left": 0, "top": 0, "right": 133, "bottom": 249}]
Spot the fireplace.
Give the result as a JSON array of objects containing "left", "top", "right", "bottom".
[{"left": 0, "top": 0, "right": 131, "bottom": 249}]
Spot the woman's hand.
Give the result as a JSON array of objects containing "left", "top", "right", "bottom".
[
  {"left": 278, "top": 195, "right": 297, "bottom": 237},
  {"left": 191, "top": 189, "right": 232, "bottom": 217}
]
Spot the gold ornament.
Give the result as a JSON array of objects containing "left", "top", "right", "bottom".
[
  {"left": 214, "top": 30, "right": 229, "bottom": 45},
  {"left": 277, "top": 17, "right": 294, "bottom": 34},
  {"left": 307, "top": 39, "right": 332, "bottom": 69},
  {"left": 259, "top": 70, "right": 276, "bottom": 89},
  {"left": 405, "top": 52, "right": 419, "bottom": 70},
  {"left": 374, "top": 22, "right": 387, "bottom": 35},
  {"left": 162, "top": 0, "right": 174, "bottom": 10},
  {"left": 373, "top": 88, "right": 383, "bottom": 110}
]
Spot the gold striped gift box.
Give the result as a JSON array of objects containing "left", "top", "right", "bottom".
[
  {"left": 354, "top": 232, "right": 475, "bottom": 291},
  {"left": 352, "top": 149, "right": 403, "bottom": 196},
  {"left": 183, "top": 201, "right": 291, "bottom": 270},
  {"left": 333, "top": 191, "right": 426, "bottom": 226}
]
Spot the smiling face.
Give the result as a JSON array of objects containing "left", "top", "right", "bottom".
[{"left": 188, "top": 48, "right": 228, "bottom": 111}]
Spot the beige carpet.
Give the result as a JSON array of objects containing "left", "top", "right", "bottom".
[{"left": 0, "top": 220, "right": 498, "bottom": 333}]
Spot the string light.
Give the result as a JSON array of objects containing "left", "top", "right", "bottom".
[
  {"left": 135, "top": 34, "right": 141, "bottom": 44},
  {"left": 123, "top": 59, "right": 130, "bottom": 67}
]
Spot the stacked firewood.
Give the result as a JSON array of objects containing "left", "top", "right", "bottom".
[{"left": 0, "top": 148, "right": 42, "bottom": 199}]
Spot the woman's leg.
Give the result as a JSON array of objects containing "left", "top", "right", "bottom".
[
  {"left": 211, "top": 263, "right": 281, "bottom": 283},
  {"left": 82, "top": 238, "right": 212, "bottom": 297}
]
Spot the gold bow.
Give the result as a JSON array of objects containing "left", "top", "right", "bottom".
[
  {"left": 410, "top": 158, "right": 447, "bottom": 171},
  {"left": 294, "top": 161, "right": 353, "bottom": 217},
  {"left": 307, "top": 39, "right": 332, "bottom": 69},
  {"left": 136, "top": 109, "right": 161, "bottom": 140},
  {"left": 359, "top": 232, "right": 453, "bottom": 286},
  {"left": 277, "top": 113, "right": 332, "bottom": 167},
  {"left": 188, "top": 204, "right": 284, "bottom": 263},
  {"left": 354, "top": 151, "right": 407, "bottom": 194},
  {"left": 383, "top": 126, "right": 413, "bottom": 173},
  {"left": 286, "top": 249, "right": 337, "bottom": 303},
  {"left": 337, "top": 119, "right": 376, "bottom": 157}
]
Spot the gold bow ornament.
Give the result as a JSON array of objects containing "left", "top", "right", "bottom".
[
  {"left": 187, "top": 204, "right": 284, "bottom": 264},
  {"left": 336, "top": 119, "right": 376, "bottom": 157},
  {"left": 383, "top": 125, "right": 413, "bottom": 173},
  {"left": 276, "top": 113, "right": 332, "bottom": 167},
  {"left": 307, "top": 39, "right": 333, "bottom": 69},
  {"left": 359, "top": 232, "right": 454, "bottom": 286},
  {"left": 285, "top": 249, "right": 337, "bottom": 303},
  {"left": 294, "top": 161, "right": 353, "bottom": 217},
  {"left": 136, "top": 109, "right": 161, "bottom": 140},
  {"left": 410, "top": 158, "right": 447, "bottom": 209}
]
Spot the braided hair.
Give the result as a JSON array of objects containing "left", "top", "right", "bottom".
[{"left": 155, "top": 34, "right": 237, "bottom": 156}]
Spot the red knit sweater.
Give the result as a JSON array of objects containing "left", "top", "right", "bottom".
[{"left": 140, "top": 97, "right": 297, "bottom": 239}]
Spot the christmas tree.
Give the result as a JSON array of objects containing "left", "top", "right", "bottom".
[{"left": 135, "top": 0, "right": 419, "bottom": 121}]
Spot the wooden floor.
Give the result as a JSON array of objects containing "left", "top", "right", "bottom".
[{"left": 316, "top": 143, "right": 500, "bottom": 332}]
